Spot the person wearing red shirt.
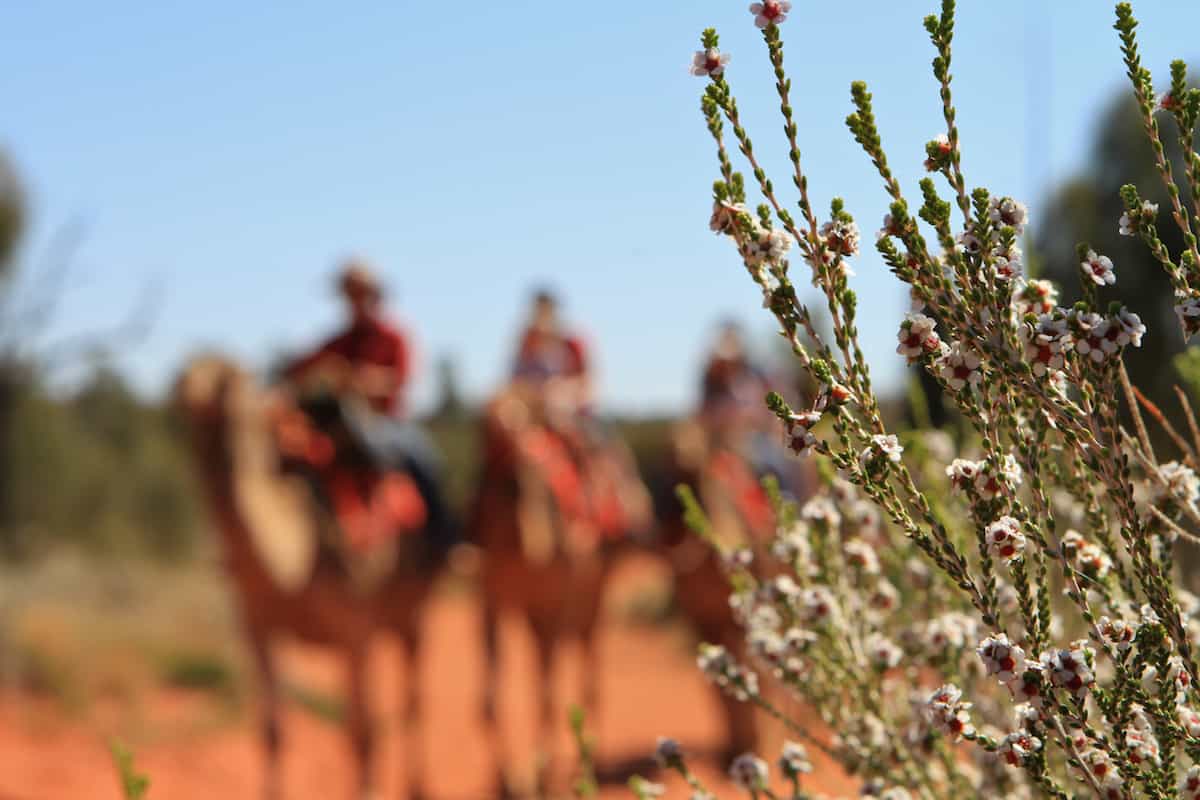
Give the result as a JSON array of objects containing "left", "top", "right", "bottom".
[
  {"left": 283, "top": 260, "right": 453, "bottom": 554},
  {"left": 698, "top": 319, "right": 798, "bottom": 497},
  {"left": 511, "top": 288, "right": 593, "bottom": 423}
]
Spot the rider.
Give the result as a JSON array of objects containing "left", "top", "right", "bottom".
[
  {"left": 699, "top": 321, "right": 770, "bottom": 431},
  {"left": 698, "top": 320, "right": 793, "bottom": 486},
  {"left": 282, "top": 260, "right": 454, "bottom": 555},
  {"left": 511, "top": 287, "right": 592, "bottom": 427}
]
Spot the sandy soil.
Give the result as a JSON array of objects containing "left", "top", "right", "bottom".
[{"left": 0, "top": 555, "right": 855, "bottom": 799}]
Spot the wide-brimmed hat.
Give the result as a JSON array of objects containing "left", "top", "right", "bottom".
[{"left": 337, "top": 258, "right": 384, "bottom": 298}]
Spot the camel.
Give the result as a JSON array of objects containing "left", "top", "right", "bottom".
[
  {"left": 174, "top": 354, "right": 439, "bottom": 800},
  {"left": 469, "top": 386, "right": 651, "bottom": 797},
  {"left": 657, "top": 418, "right": 813, "bottom": 762}
]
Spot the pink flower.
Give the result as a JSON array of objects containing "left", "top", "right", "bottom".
[
  {"left": 896, "top": 312, "right": 940, "bottom": 362},
  {"left": 749, "top": 0, "right": 792, "bottom": 28},
  {"left": 690, "top": 48, "right": 730, "bottom": 78}
]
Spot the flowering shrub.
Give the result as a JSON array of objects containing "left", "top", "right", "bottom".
[{"left": 651, "top": 1, "right": 1200, "bottom": 798}]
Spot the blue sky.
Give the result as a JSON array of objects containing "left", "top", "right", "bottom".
[{"left": 2, "top": 1, "right": 1197, "bottom": 415}]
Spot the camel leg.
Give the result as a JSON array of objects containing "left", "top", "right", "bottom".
[
  {"left": 530, "top": 614, "right": 559, "bottom": 797},
  {"left": 345, "top": 644, "right": 377, "bottom": 800},
  {"left": 398, "top": 612, "right": 425, "bottom": 800},
  {"left": 576, "top": 585, "right": 605, "bottom": 743},
  {"left": 247, "top": 628, "right": 283, "bottom": 800},
  {"left": 480, "top": 596, "right": 512, "bottom": 798}
]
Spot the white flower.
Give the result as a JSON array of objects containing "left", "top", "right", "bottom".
[
  {"left": 988, "top": 196, "right": 1028, "bottom": 234},
  {"left": 844, "top": 538, "right": 880, "bottom": 574},
  {"left": 868, "top": 579, "right": 900, "bottom": 614},
  {"left": 1081, "top": 249, "right": 1116, "bottom": 286},
  {"left": 1141, "top": 663, "right": 1160, "bottom": 693},
  {"left": 1076, "top": 748, "right": 1123, "bottom": 795},
  {"left": 896, "top": 312, "right": 940, "bottom": 362},
  {"left": 819, "top": 218, "right": 860, "bottom": 257},
  {"left": 1120, "top": 200, "right": 1157, "bottom": 236},
  {"left": 1010, "top": 666, "right": 1047, "bottom": 709},
  {"left": 1072, "top": 311, "right": 1113, "bottom": 364},
  {"left": 1180, "top": 706, "right": 1200, "bottom": 738},
  {"left": 1156, "top": 460, "right": 1200, "bottom": 508},
  {"left": 1175, "top": 293, "right": 1200, "bottom": 339},
  {"left": 1119, "top": 211, "right": 1135, "bottom": 236},
  {"left": 1097, "top": 616, "right": 1136, "bottom": 652},
  {"left": 956, "top": 229, "right": 983, "bottom": 255},
  {"left": 690, "top": 47, "right": 731, "bottom": 77},
  {"left": 1041, "top": 641, "right": 1095, "bottom": 697},
  {"left": 847, "top": 499, "right": 880, "bottom": 533},
  {"left": 770, "top": 523, "right": 814, "bottom": 569},
  {"left": 1112, "top": 306, "right": 1146, "bottom": 347},
  {"left": 749, "top": 0, "right": 792, "bottom": 28},
  {"left": 1125, "top": 705, "right": 1161, "bottom": 767},
  {"left": 1181, "top": 764, "right": 1200, "bottom": 798},
  {"left": 985, "top": 516, "right": 1026, "bottom": 563},
  {"left": 728, "top": 753, "right": 769, "bottom": 790},
  {"left": 925, "top": 684, "right": 974, "bottom": 739},
  {"left": 778, "top": 741, "right": 812, "bottom": 777},
  {"left": 800, "top": 585, "right": 839, "bottom": 626},
  {"left": 698, "top": 643, "right": 759, "bottom": 701},
  {"left": 935, "top": 341, "right": 983, "bottom": 391},
  {"left": 977, "top": 633, "right": 1027, "bottom": 684},
  {"left": 946, "top": 458, "right": 982, "bottom": 492},
  {"left": 739, "top": 224, "right": 791, "bottom": 266},
  {"left": 974, "top": 454, "right": 1022, "bottom": 501},
  {"left": 1022, "top": 312, "right": 1071, "bottom": 376},
  {"left": 924, "top": 612, "right": 979, "bottom": 655},
  {"left": 1076, "top": 542, "right": 1113, "bottom": 580},
  {"left": 996, "top": 729, "right": 1041, "bottom": 766},
  {"left": 709, "top": 199, "right": 746, "bottom": 235},
  {"left": 992, "top": 244, "right": 1023, "bottom": 282},
  {"left": 801, "top": 495, "right": 841, "bottom": 528},
  {"left": 859, "top": 434, "right": 903, "bottom": 472},
  {"left": 866, "top": 633, "right": 903, "bottom": 669},
  {"left": 785, "top": 410, "right": 821, "bottom": 455}
]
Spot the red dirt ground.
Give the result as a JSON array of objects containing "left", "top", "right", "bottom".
[{"left": 0, "top": 555, "right": 855, "bottom": 799}]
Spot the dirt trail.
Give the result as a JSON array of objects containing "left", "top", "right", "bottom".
[{"left": 0, "top": 556, "right": 854, "bottom": 799}]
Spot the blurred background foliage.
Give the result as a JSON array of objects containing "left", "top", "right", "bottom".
[{"left": 1035, "top": 92, "right": 1196, "bottom": 414}]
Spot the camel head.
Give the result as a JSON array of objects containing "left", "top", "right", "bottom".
[{"left": 171, "top": 353, "right": 256, "bottom": 459}]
